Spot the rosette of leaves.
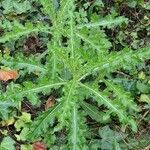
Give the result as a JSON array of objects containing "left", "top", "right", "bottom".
[{"left": 0, "top": 0, "right": 150, "bottom": 148}]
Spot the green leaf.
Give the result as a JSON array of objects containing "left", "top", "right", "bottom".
[
  {"left": 77, "top": 16, "right": 128, "bottom": 29},
  {"left": 81, "top": 101, "right": 111, "bottom": 123},
  {"left": 57, "top": 80, "right": 77, "bottom": 127},
  {"left": 79, "top": 83, "right": 127, "bottom": 122},
  {"left": 15, "top": 127, "right": 30, "bottom": 141},
  {"left": 127, "top": 118, "right": 138, "bottom": 132},
  {"left": 79, "top": 47, "right": 150, "bottom": 81},
  {"left": 15, "top": 112, "right": 31, "bottom": 132},
  {"left": 38, "top": 0, "right": 57, "bottom": 21},
  {"left": 20, "top": 144, "right": 33, "bottom": 150},
  {"left": 77, "top": 28, "right": 111, "bottom": 53},
  {"left": 104, "top": 80, "right": 137, "bottom": 111},
  {"left": 68, "top": 106, "right": 87, "bottom": 149},
  {"left": 2, "top": 0, "right": 31, "bottom": 14},
  {"left": 1, "top": 81, "right": 66, "bottom": 105},
  {"left": 139, "top": 94, "right": 150, "bottom": 103},
  {"left": 0, "top": 23, "right": 50, "bottom": 43},
  {"left": 136, "top": 81, "right": 150, "bottom": 93},
  {"left": 0, "top": 101, "right": 14, "bottom": 119},
  {"left": 0, "top": 137, "right": 15, "bottom": 150},
  {"left": 28, "top": 103, "right": 62, "bottom": 139},
  {"left": 99, "top": 126, "right": 125, "bottom": 150},
  {"left": 1, "top": 53, "right": 47, "bottom": 74},
  {"left": 70, "top": 106, "right": 78, "bottom": 150},
  {"left": 1, "top": 0, "right": 13, "bottom": 14},
  {"left": 13, "top": 1, "right": 31, "bottom": 14}
]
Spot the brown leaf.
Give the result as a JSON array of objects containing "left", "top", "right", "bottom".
[
  {"left": 33, "top": 141, "right": 46, "bottom": 150},
  {"left": 45, "top": 96, "right": 55, "bottom": 110},
  {"left": 0, "top": 70, "right": 18, "bottom": 81}
]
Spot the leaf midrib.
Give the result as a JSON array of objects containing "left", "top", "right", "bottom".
[
  {"left": 2, "top": 60, "right": 47, "bottom": 73},
  {"left": 7, "top": 82, "right": 66, "bottom": 99},
  {"left": 0, "top": 26, "right": 50, "bottom": 43},
  {"left": 78, "top": 83, "right": 126, "bottom": 120}
]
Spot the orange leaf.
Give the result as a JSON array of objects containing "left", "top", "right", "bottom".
[
  {"left": 33, "top": 141, "right": 46, "bottom": 150},
  {"left": 45, "top": 96, "right": 55, "bottom": 110},
  {"left": 0, "top": 70, "right": 18, "bottom": 81}
]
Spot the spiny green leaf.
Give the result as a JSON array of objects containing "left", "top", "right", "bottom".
[
  {"left": 68, "top": 106, "right": 87, "bottom": 149},
  {"left": 104, "top": 79, "right": 137, "bottom": 111},
  {"left": 1, "top": 53, "right": 47, "bottom": 74},
  {"left": 81, "top": 101, "right": 111, "bottom": 123},
  {"left": 0, "top": 23, "right": 50, "bottom": 43},
  {"left": 79, "top": 47, "right": 150, "bottom": 81},
  {"left": 77, "top": 16, "right": 128, "bottom": 29},
  {"left": 28, "top": 103, "right": 62, "bottom": 139},
  {"left": 1, "top": 81, "right": 66, "bottom": 105},
  {"left": 79, "top": 83, "right": 127, "bottom": 122}
]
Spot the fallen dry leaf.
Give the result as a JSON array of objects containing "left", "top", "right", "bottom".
[
  {"left": 33, "top": 141, "right": 46, "bottom": 150},
  {"left": 0, "top": 70, "right": 18, "bottom": 81},
  {"left": 45, "top": 96, "right": 55, "bottom": 110}
]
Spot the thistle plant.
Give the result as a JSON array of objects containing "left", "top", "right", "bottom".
[{"left": 0, "top": 0, "right": 150, "bottom": 149}]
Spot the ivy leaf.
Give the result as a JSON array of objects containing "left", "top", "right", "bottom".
[
  {"left": 139, "top": 94, "right": 150, "bottom": 104},
  {"left": 136, "top": 81, "right": 150, "bottom": 93},
  {"left": 1, "top": 0, "right": 13, "bottom": 14},
  {"left": 15, "top": 127, "right": 30, "bottom": 141},
  {"left": 0, "top": 136, "right": 15, "bottom": 150},
  {"left": 52, "top": 0, "right": 60, "bottom": 10},
  {"left": 99, "top": 126, "right": 126, "bottom": 150},
  {"left": 21, "top": 144, "right": 33, "bottom": 150},
  {"left": 14, "top": 112, "right": 31, "bottom": 132},
  {"left": 0, "top": 101, "right": 15, "bottom": 119}
]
